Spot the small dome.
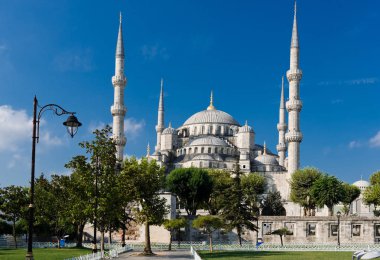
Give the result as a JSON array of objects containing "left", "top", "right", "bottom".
[
  {"left": 254, "top": 154, "right": 279, "bottom": 166},
  {"left": 162, "top": 123, "right": 176, "bottom": 135},
  {"left": 183, "top": 109, "right": 239, "bottom": 126},
  {"left": 239, "top": 121, "right": 254, "bottom": 133},
  {"left": 188, "top": 136, "right": 228, "bottom": 147},
  {"left": 353, "top": 180, "right": 370, "bottom": 191}
]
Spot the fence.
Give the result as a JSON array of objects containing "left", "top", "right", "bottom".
[{"left": 65, "top": 245, "right": 132, "bottom": 260}]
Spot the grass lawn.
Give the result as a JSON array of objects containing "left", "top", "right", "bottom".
[
  {"left": 0, "top": 247, "right": 92, "bottom": 260},
  {"left": 198, "top": 250, "right": 354, "bottom": 260}
]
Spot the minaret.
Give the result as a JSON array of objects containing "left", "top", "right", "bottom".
[
  {"left": 155, "top": 79, "right": 165, "bottom": 152},
  {"left": 276, "top": 76, "right": 287, "bottom": 167},
  {"left": 285, "top": 1, "right": 303, "bottom": 174},
  {"left": 111, "top": 13, "right": 127, "bottom": 161}
]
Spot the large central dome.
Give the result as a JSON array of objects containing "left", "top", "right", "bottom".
[{"left": 183, "top": 109, "right": 240, "bottom": 126}]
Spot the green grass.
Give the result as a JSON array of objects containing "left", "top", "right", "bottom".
[
  {"left": 0, "top": 247, "right": 92, "bottom": 260},
  {"left": 198, "top": 250, "right": 354, "bottom": 260}
]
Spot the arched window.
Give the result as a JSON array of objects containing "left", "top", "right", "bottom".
[
  {"left": 214, "top": 147, "right": 217, "bottom": 153},
  {"left": 189, "top": 148, "right": 192, "bottom": 154},
  {"left": 210, "top": 125, "right": 213, "bottom": 134},
  {"left": 194, "top": 126, "right": 197, "bottom": 135},
  {"left": 217, "top": 125, "right": 221, "bottom": 135},
  {"left": 201, "top": 147, "right": 204, "bottom": 153},
  {"left": 195, "top": 147, "right": 198, "bottom": 153},
  {"left": 208, "top": 147, "right": 211, "bottom": 153},
  {"left": 201, "top": 126, "right": 205, "bottom": 134}
]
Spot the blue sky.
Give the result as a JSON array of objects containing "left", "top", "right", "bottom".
[{"left": 0, "top": 0, "right": 379, "bottom": 187}]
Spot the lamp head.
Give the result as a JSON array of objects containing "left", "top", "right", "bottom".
[
  {"left": 337, "top": 211, "right": 341, "bottom": 218},
  {"left": 63, "top": 114, "right": 82, "bottom": 138}
]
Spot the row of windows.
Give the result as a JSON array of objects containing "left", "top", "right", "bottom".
[
  {"left": 176, "top": 146, "right": 236, "bottom": 156},
  {"left": 262, "top": 222, "right": 377, "bottom": 237},
  {"left": 179, "top": 125, "right": 237, "bottom": 137}
]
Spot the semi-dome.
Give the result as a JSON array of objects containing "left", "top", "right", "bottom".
[
  {"left": 183, "top": 109, "right": 240, "bottom": 126},
  {"left": 188, "top": 136, "right": 228, "bottom": 147},
  {"left": 353, "top": 180, "right": 370, "bottom": 191},
  {"left": 254, "top": 154, "right": 279, "bottom": 166},
  {"left": 192, "top": 154, "right": 215, "bottom": 161}
]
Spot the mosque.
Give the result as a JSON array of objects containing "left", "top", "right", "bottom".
[{"left": 110, "top": 2, "right": 372, "bottom": 221}]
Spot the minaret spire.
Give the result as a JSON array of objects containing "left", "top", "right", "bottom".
[
  {"left": 285, "top": 2, "right": 303, "bottom": 174},
  {"left": 277, "top": 76, "right": 287, "bottom": 167},
  {"left": 111, "top": 12, "right": 127, "bottom": 161},
  {"left": 155, "top": 78, "right": 165, "bottom": 152},
  {"left": 207, "top": 90, "right": 216, "bottom": 110}
]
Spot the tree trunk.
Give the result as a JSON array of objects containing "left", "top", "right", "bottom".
[
  {"left": 144, "top": 222, "right": 153, "bottom": 255},
  {"left": 100, "top": 229, "right": 105, "bottom": 253},
  {"left": 12, "top": 220, "right": 17, "bottom": 249},
  {"left": 76, "top": 223, "right": 85, "bottom": 248},
  {"left": 177, "top": 228, "right": 181, "bottom": 248},
  {"left": 108, "top": 229, "right": 112, "bottom": 250},
  {"left": 168, "top": 231, "right": 172, "bottom": 251},
  {"left": 280, "top": 235, "right": 283, "bottom": 247},
  {"left": 122, "top": 224, "right": 126, "bottom": 247},
  {"left": 237, "top": 227, "right": 242, "bottom": 246},
  {"left": 328, "top": 206, "right": 333, "bottom": 216},
  {"left": 209, "top": 233, "right": 213, "bottom": 253}
]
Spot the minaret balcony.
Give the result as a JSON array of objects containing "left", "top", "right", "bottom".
[
  {"left": 113, "top": 135, "right": 127, "bottom": 146},
  {"left": 285, "top": 131, "right": 303, "bottom": 143},
  {"left": 155, "top": 125, "right": 164, "bottom": 133},
  {"left": 277, "top": 123, "right": 287, "bottom": 131},
  {"left": 286, "top": 69, "right": 303, "bottom": 82},
  {"left": 112, "top": 75, "right": 127, "bottom": 86},
  {"left": 111, "top": 104, "right": 127, "bottom": 116},
  {"left": 276, "top": 143, "right": 287, "bottom": 152},
  {"left": 286, "top": 99, "right": 303, "bottom": 112}
]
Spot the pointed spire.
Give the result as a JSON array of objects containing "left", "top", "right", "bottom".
[
  {"left": 146, "top": 143, "right": 150, "bottom": 157},
  {"left": 263, "top": 141, "right": 267, "bottom": 155},
  {"left": 168, "top": 122, "right": 172, "bottom": 128},
  {"left": 159, "top": 78, "right": 164, "bottom": 111},
  {"left": 207, "top": 90, "right": 216, "bottom": 110},
  {"left": 245, "top": 120, "right": 248, "bottom": 126},
  {"left": 291, "top": 1, "right": 299, "bottom": 48},
  {"left": 280, "top": 76, "right": 285, "bottom": 109},
  {"left": 116, "top": 12, "right": 125, "bottom": 58}
]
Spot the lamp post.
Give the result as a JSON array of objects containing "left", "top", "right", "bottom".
[
  {"left": 337, "top": 211, "right": 341, "bottom": 248},
  {"left": 26, "top": 96, "right": 81, "bottom": 260}
]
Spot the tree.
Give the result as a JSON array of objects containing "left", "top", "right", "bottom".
[
  {"left": 163, "top": 217, "right": 187, "bottom": 250},
  {"left": 241, "top": 173, "right": 266, "bottom": 214},
  {"left": 290, "top": 167, "right": 322, "bottom": 216},
  {"left": 207, "top": 170, "right": 232, "bottom": 215},
  {"left": 79, "top": 125, "right": 119, "bottom": 252},
  {"left": 261, "top": 191, "right": 286, "bottom": 216},
  {"left": 64, "top": 155, "right": 94, "bottom": 247},
  {"left": 192, "top": 215, "right": 224, "bottom": 253},
  {"left": 310, "top": 174, "right": 344, "bottom": 216},
  {"left": 166, "top": 168, "right": 213, "bottom": 216},
  {"left": 122, "top": 157, "right": 168, "bottom": 255},
  {"left": 221, "top": 164, "right": 257, "bottom": 246},
  {"left": 0, "top": 185, "right": 28, "bottom": 248},
  {"left": 370, "top": 171, "right": 380, "bottom": 185},
  {"left": 271, "top": 228, "right": 292, "bottom": 247},
  {"left": 341, "top": 183, "right": 361, "bottom": 216}
]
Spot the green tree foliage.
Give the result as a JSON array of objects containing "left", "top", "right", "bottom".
[
  {"left": 122, "top": 157, "right": 168, "bottom": 255},
  {"left": 163, "top": 217, "right": 187, "bottom": 250},
  {"left": 341, "top": 183, "right": 361, "bottom": 216},
  {"left": 0, "top": 220, "right": 12, "bottom": 235},
  {"left": 34, "top": 174, "right": 74, "bottom": 247},
  {"left": 166, "top": 168, "right": 213, "bottom": 216},
  {"left": 310, "top": 174, "right": 344, "bottom": 216},
  {"left": 221, "top": 164, "right": 257, "bottom": 246},
  {"left": 241, "top": 173, "right": 266, "bottom": 215},
  {"left": 363, "top": 171, "right": 380, "bottom": 215},
  {"left": 0, "top": 185, "right": 28, "bottom": 248},
  {"left": 261, "top": 191, "right": 286, "bottom": 216},
  {"left": 79, "top": 126, "right": 120, "bottom": 251},
  {"left": 64, "top": 155, "right": 94, "bottom": 247},
  {"left": 290, "top": 167, "right": 322, "bottom": 216},
  {"left": 192, "top": 215, "right": 224, "bottom": 253},
  {"left": 271, "top": 227, "right": 293, "bottom": 247},
  {"left": 207, "top": 170, "right": 232, "bottom": 215}
]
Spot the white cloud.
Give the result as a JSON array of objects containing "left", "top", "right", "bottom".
[
  {"left": 369, "top": 131, "right": 380, "bottom": 148},
  {"left": 125, "top": 118, "right": 145, "bottom": 140},
  {"left": 349, "top": 140, "right": 362, "bottom": 149},
  {"left": 0, "top": 105, "right": 63, "bottom": 152},
  {"left": 141, "top": 44, "right": 169, "bottom": 61},
  {"left": 53, "top": 48, "right": 94, "bottom": 72},
  {"left": 88, "top": 121, "right": 107, "bottom": 133},
  {"left": 318, "top": 77, "right": 378, "bottom": 87}
]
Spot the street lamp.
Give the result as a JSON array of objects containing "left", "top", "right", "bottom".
[
  {"left": 26, "top": 96, "right": 81, "bottom": 260},
  {"left": 337, "top": 211, "right": 341, "bottom": 248}
]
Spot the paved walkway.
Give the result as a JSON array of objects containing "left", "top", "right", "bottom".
[{"left": 119, "top": 250, "right": 193, "bottom": 260}]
